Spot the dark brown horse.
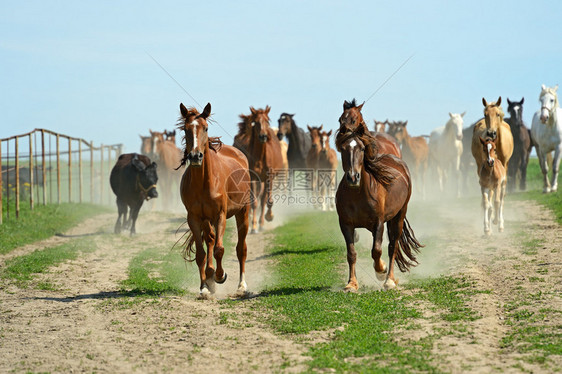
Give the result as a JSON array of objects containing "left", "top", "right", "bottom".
[
  {"left": 505, "top": 98, "right": 532, "bottom": 191},
  {"left": 387, "top": 121, "right": 429, "bottom": 198},
  {"left": 233, "top": 113, "right": 252, "bottom": 158},
  {"left": 339, "top": 99, "right": 402, "bottom": 158},
  {"left": 277, "top": 113, "right": 312, "bottom": 169},
  {"left": 335, "top": 104, "right": 422, "bottom": 291},
  {"left": 306, "top": 125, "right": 337, "bottom": 210},
  {"left": 247, "top": 106, "right": 284, "bottom": 233},
  {"left": 177, "top": 103, "right": 251, "bottom": 297}
]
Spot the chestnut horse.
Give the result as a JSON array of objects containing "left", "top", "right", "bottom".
[
  {"left": 387, "top": 121, "right": 429, "bottom": 199},
  {"left": 374, "top": 119, "right": 388, "bottom": 133},
  {"left": 478, "top": 137, "right": 506, "bottom": 235},
  {"left": 471, "top": 97, "right": 513, "bottom": 180},
  {"left": 247, "top": 106, "right": 284, "bottom": 233},
  {"left": 306, "top": 125, "right": 337, "bottom": 210},
  {"left": 335, "top": 124, "right": 423, "bottom": 291},
  {"left": 339, "top": 99, "right": 401, "bottom": 158},
  {"left": 149, "top": 129, "right": 183, "bottom": 209},
  {"left": 177, "top": 103, "right": 251, "bottom": 297}
]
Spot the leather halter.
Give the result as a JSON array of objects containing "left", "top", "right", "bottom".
[{"left": 136, "top": 174, "right": 157, "bottom": 201}]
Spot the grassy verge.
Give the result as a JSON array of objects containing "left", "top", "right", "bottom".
[
  {"left": 0, "top": 238, "right": 96, "bottom": 289},
  {"left": 511, "top": 158, "right": 562, "bottom": 224},
  {"left": 242, "top": 211, "right": 483, "bottom": 373},
  {"left": 0, "top": 202, "right": 110, "bottom": 255}
]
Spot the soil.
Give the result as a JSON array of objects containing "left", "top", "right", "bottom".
[{"left": 0, "top": 197, "right": 560, "bottom": 373}]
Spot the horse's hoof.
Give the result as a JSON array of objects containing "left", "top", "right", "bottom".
[
  {"left": 543, "top": 187, "right": 551, "bottom": 194},
  {"left": 250, "top": 229, "right": 257, "bottom": 235},
  {"left": 383, "top": 279, "right": 396, "bottom": 290},
  {"left": 215, "top": 272, "right": 227, "bottom": 284},
  {"left": 374, "top": 261, "right": 387, "bottom": 281},
  {"left": 206, "top": 278, "right": 216, "bottom": 294},
  {"left": 265, "top": 212, "right": 274, "bottom": 222},
  {"left": 484, "top": 230, "right": 491, "bottom": 237},
  {"left": 499, "top": 227, "right": 504, "bottom": 233},
  {"left": 198, "top": 286, "right": 214, "bottom": 300},
  {"left": 343, "top": 286, "right": 358, "bottom": 293}
]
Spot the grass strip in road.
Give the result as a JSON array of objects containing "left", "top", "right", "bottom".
[
  {"left": 0, "top": 203, "right": 110, "bottom": 255},
  {"left": 0, "top": 238, "right": 95, "bottom": 289},
  {"left": 249, "top": 211, "right": 469, "bottom": 373}
]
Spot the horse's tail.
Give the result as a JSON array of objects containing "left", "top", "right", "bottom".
[
  {"left": 181, "top": 220, "right": 215, "bottom": 262},
  {"left": 395, "top": 217, "right": 424, "bottom": 272}
]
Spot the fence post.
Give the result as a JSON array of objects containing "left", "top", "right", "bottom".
[
  {"left": 0, "top": 140, "right": 2, "bottom": 224},
  {"left": 68, "top": 137, "right": 72, "bottom": 203},
  {"left": 15, "top": 137, "right": 20, "bottom": 218},
  {"left": 79, "top": 140, "right": 83, "bottom": 203},
  {"left": 41, "top": 130, "right": 46, "bottom": 205},
  {"left": 107, "top": 146, "right": 112, "bottom": 205},
  {"left": 90, "top": 141, "right": 94, "bottom": 204},
  {"left": 56, "top": 134, "right": 61, "bottom": 204},
  {"left": 100, "top": 144, "right": 104, "bottom": 205},
  {"left": 29, "top": 134, "right": 34, "bottom": 210}
]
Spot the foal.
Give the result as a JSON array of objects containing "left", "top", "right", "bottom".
[{"left": 478, "top": 137, "right": 507, "bottom": 235}]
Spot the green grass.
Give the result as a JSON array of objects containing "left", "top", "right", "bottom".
[
  {"left": 0, "top": 238, "right": 96, "bottom": 288},
  {"left": 0, "top": 202, "right": 109, "bottom": 255},
  {"left": 511, "top": 157, "right": 562, "bottom": 224},
  {"left": 235, "top": 211, "right": 481, "bottom": 373}
]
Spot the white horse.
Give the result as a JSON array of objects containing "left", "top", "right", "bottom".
[
  {"left": 531, "top": 84, "right": 562, "bottom": 193},
  {"left": 428, "top": 112, "right": 465, "bottom": 196}
]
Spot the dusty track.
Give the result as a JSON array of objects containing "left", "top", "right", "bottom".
[{"left": 0, "top": 197, "right": 560, "bottom": 373}]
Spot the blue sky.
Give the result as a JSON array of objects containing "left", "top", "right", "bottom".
[{"left": 1, "top": 1, "right": 561, "bottom": 154}]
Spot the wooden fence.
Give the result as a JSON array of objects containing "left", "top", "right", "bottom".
[{"left": 0, "top": 128, "right": 122, "bottom": 224}]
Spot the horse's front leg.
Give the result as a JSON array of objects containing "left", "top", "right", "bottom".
[
  {"left": 235, "top": 207, "right": 250, "bottom": 294},
  {"left": 203, "top": 220, "right": 217, "bottom": 294},
  {"left": 385, "top": 212, "right": 406, "bottom": 290},
  {"left": 481, "top": 186, "right": 492, "bottom": 235},
  {"left": 339, "top": 219, "right": 358, "bottom": 292},
  {"left": 371, "top": 220, "right": 387, "bottom": 282},
  {"left": 213, "top": 212, "right": 228, "bottom": 285},
  {"left": 498, "top": 181, "right": 506, "bottom": 232},
  {"left": 550, "top": 146, "right": 561, "bottom": 192},
  {"left": 258, "top": 181, "right": 267, "bottom": 231},
  {"left": 250, "top": 180, "right": 259, "bottom": 234},
  {"left": 537, "top": 147, "right": 551, "bottom": 193},
  {"left": 188, "top": 217, "right": 208, "bottom": 296},
  {"left": 265, "top": 173, "right": 275, "bottom": 222}
]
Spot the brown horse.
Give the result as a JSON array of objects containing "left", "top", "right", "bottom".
[
  {"left": 149, "top": 129, "right": 183, "bottom": 209},
  {"left": 247, "top": 106, "right": 284, "bottom": 233},
  {"left": 317, "top": 129, "right": 338, "bottom": 210},
  {"left": 177, "top": 103, "right": 251, "bottom": 297},
  {"left": 478, "top": 137, "right": 506, "bottom": 235},
  {"left": 339, "top": 99, "right": 402, "bottom": 158},
  {"left": 335, "top": 124, "right": 423, "bottom": 291},
  {"left": 139, "top": 135, "right": 154, "bottom": 158},
  {"left": 387, "top": 121, "right": 429, "bottom": 198},
  {"left": 471, "top": 97, "right": 514, "bottom": 177},
  {"left": 233, "top": 113, "right": 252, "bottom": 158},
  {"left": 374, "top": 119, "right": 388, "bottom": 133}
]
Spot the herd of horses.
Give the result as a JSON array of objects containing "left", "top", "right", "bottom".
[{"left": 127, "top": 84, "right": 561, "bottom": 296}]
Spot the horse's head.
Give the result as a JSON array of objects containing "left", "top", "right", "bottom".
[
  {"left": 447, "top": 112, "right": 465, "bottom": 141},
  {"left": 387, "top": 121, "right": 408, "bottom": 144},
  {"left": 132, "top": 154, "right": 158, "bottom": 200},
  {"left": 277, "top": 113, "right": 294, "bottom": 140},
  {"left": 539, "top": 84, "right": 559, "bottom": 124},
  {"left": 479, "top": 136, "right": 497, "bottom": 168},
  {"left": 139, "top": 135, "right": 152, "bottom": 156},
  {"left": 483, "top": 97, "right": 504, "bottom": 131},
  {"left": 339, "top": 99, "right": 367, "bottom": 134},
  {"left": 320, "top": 130, "right": 332, "bottom": 153},
  {"left": 374, "top": 119, "right": 387, "bottom": 133},
  {"left": 179, "top": 102, "right": 212, "bottom": 167},
  {"left": 507, "top": 97, "right": 524, "bottom": 125},
  {"left": 250, "top": 106, "right": 272, "bottom": 143},
  {"left": 337, "top": 134, "right": 365, "bottom": 188},
  {"left": 149, "top": 130, "right": 165, "bottom": 157},
  {"left": 307, "top": 125, "right": 323, "bottom": 150},
  {"left": 164, "top": 130, "right": 176, "bottom": 144}
]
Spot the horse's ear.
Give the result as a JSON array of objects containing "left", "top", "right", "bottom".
[
  {"left": 482, "top": 98, "right": 488, "bottom": 107},
  {"left": 541, "top": 84, "right": 546, "bottom": 91},
  {"left": 555, "top": 84, "right": 559, "bottom": 92},
  {"left": 200, "top": 103, "right": 211, "bottom": 119},
  {"left": 307, "top": 125, "right": 313, "bottom": 132},
  {"left": 180, "top": 103, "right": 188, "bottom": 118},
  {"left": 290, "top": 113, "right": 295, "bottom": 117},
  {"left": 250, "top": 106, "right": 257, "bottom": 115},
  {"left": 319, "top": 125, "right": 323, "bottom": 131},
  {"left": 357, "top": 102, "right": 365, "bottom": 111},
  {"left": 507, "top": 98, "right": 512, "bottom": 106},
  {"left": 520, "top": 97, "right": 524, "bottom": 104},
  {"left": 461, "top": 111, "right": 466, "bottom": 118},
  {"left": 403, "top": 121, "right": 408, "bottom": 126},
  {"left": 343, "top": 100, "right": 349, "bottom": 110},
  {"left": 449, "top": 112, "right": 454, "bottom": 118},
  {"left": 327, "top": 130, "right": 332, "bottom": 136},
  {"left": 496, "top": 96, "right": 501, "bottom": 106},
  {"left": 265, "top": 105, "right": 271, "bottom": 114}
]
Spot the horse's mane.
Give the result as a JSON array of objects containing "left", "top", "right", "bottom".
[
  {"left": 335, "top": 127, "right": 398, "bottom": 188},
  {"left": 175, "top": 106, "right": 223, "bottom": 169},
  {"left": 237, "top": 113, "right": 252, "bottom": 136},
  {"left": 540, "top": 86, "right": 559, "bottom": 109},
  {"left": 343, "top": 98, "right": 360, "bottom": 110}
]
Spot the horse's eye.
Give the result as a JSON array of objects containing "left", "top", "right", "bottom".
[
  {"left": 204, "top": 127, "right": 208, "bottom": 132},
  {"left": 551, "top": 99, "right": 554, "bottom": 103},
  {"left": 352, "top": 120, "right": 356, "bottom": 125}
]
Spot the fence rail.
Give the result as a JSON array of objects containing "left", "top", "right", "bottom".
[{"left": 0, "top": 128, "right": 123, "bottom": 224}]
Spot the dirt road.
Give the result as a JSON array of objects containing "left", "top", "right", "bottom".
[{"left": 0, "top": 197, "right": 560, "bottom": 373}]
